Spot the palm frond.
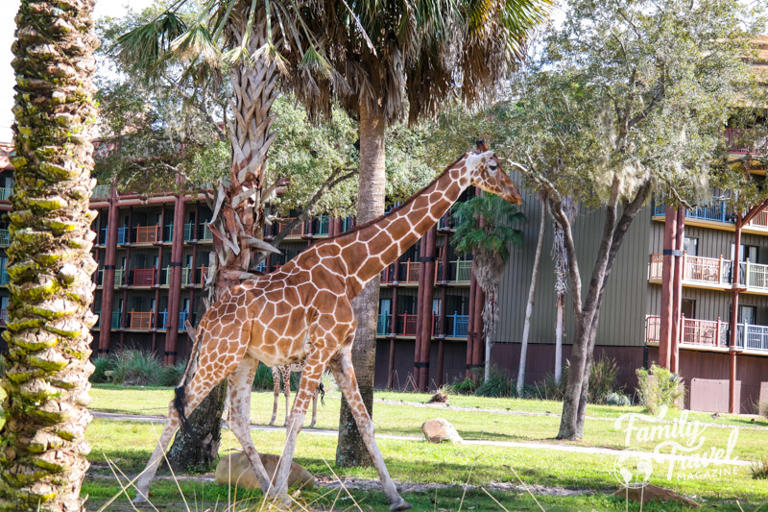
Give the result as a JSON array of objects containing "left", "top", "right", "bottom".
[{"left": 114, "top": 11, "right": 188, "bottom": 72}]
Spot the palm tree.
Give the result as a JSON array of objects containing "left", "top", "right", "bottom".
[
  {"left": 0, "top": 0, "right": 98, "bottom": 510},
  {"left": 551, "top": 196, "right": 577, "bottom": 384},
  {"left": 117, "top": 0, "right": 551, "bottom": 468},
  {"left": 294, "top": 0, "right": 551, "bottom": 465},
  {"left": 452, "top": 194, "right": 524, "bottom": 383}
]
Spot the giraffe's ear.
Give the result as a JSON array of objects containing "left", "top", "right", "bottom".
[{"left": 475, "top": 139, "right": 489, "bottom": 152}]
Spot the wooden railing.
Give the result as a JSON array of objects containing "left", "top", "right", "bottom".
[
  {"left": 132, "top": 268, "right": 156, "bottom": 286},
  {"left": 129, "top": 311, "right": 154, "bottom": 329},
  {"left": 649, "top": 253, "right": 730, "bottom": 286},
  {"left": 646, "top": 315, "right": 728, "bottom": 348},
  {"left": 135, "top": 225, "right": 160, "bottom": 244}
]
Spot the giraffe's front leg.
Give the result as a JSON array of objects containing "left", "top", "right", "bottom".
[
  {"left": 329, "top": 348, "right": 411, "bottom": 511},
  {"left": 282, "top": 366, "right": 291, "bottom": 426}
]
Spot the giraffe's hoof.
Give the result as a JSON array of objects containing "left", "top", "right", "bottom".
[
  {"left": 308, "top": 421, "right": 316, "bottom": 428},
  {"left": 132, "top": 493, "right": 149, "bottom": 506},
  {"left": 389, "top": 498, "right": 412, "bottom": 511}
]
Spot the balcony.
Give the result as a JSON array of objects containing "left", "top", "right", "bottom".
[
  {"left": 0, "top": 270, "right": 9, "bottom": 286},
  {"left": 132, "top": 268, "right": 157, "bottom": 286},
  {"left": 0, "top": 309, "right": 7, "bottom": 326},
  {"left": 135, "top": 225, "right": 160, "bottom": 244},
  {"left": 117, "top": 226, "right": 127, "bottom": 244},
  {"left": 128, "top": 311, "right": 154, "bottom": 330},
  {"left": 377, "top": 314, "right": 391, "bottom": 335},
  {"left": 96, "top": 311, "right": 121, "bottom": 330},
  {"left": 313, "top": 216, "right": 330, "bottom": 236},
  {"left": 646, "top": 314, "right": 768, "bottom": 353},
  {"left": 163, "top": 266, "right": 194, "bottom": 286},
  {"left": 438, "top": 259, "right": 472, "bottom": 282},
  {"left": 0, "top": 187, "right": 13, "bottom": 201},
  {"left": 648, "top": 253, "right": 768, "bottom": 295},
  {"left": 184, "top": 223, "right": 195, "bottom": 241},
  {"left": 159, "top": 310, "right": 189, "bottom": 330},
  {"left": 164, "top": 224, "right": 174, "bottom": 243},
  {"left": 200, "top": 224, "right": 213, "bottom": 241},
  {"left": 0, "top": 229, "right": 9, "bottom": 247},
  {"left": 446, "top": 313, "right": 469, "bottom": 337},
  {"left": 725, "top": 127, "right": 768, "bottom": 156},
  {"left": 397, "top": 313, "right": 419, "bottom": 336}
]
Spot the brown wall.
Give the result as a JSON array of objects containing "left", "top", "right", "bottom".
[{"left": 374, "top": 339, "right": 468, "bottom": 390}]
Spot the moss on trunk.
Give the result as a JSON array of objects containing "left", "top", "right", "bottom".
[{"left": 0, "top": 1, "right": 98, "bottom": 510}]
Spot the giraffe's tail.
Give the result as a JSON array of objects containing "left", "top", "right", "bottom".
[
  {"left": 318, "top": 382, "right": 325, "bottom": 406},
  {"left": 174, "top": 320, "right": 204, "bottom": 442}
]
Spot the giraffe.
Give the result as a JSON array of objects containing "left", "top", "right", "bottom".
[
  {"left": 133, "top": 145, "right": 522, "bottom": 511},
  {"left": 269, "top": 363, "right": 324, "bottom": 427}
]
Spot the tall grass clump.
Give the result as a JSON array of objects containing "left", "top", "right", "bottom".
[
  {"left": 158, "top": 360, "right": 187, "bottom": 387},
  {"left": 111, "top": 349, "right": 163, "bottom": 386},
  {"left": 0, "top": 354, "right": 6, "bottom": 379},
  {"left": 475, "top": 367, "right": 515, "bottom": 397},
  {"left": 636, "top": 363, "right": 685, "bottom": 414},
  {"left": 448, "top": 376, "right": 477, "bottom": 395},
  {"left": 90, "top": 356, "right": 117, "bottom": 383},
  {"left": 588, "top": 357, "right": 621, "bottom": 404}
]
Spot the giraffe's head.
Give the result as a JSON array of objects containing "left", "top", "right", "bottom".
[{"left": 465, "top": 142, "right": 523, "bottom": 205}]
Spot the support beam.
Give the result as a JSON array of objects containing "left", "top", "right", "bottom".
[
  {"left": 417, "top": 227, "right": 437, "bottom": 391},
  {"left": 670, "top": 208, "right": 685, "bottom": 374},
  {"left": 164, "top": 193, "right": 186, "bottom": 365},
  {"left": 729, "top": 214, "right": 743, "bottom": 414},
  {"left": 387, "top": 260, "right": 399, "bottom": 389},
  {"left": 97, "top": 183, "right": 119, "bottom": 356},
  {"left": 659, "top": 207, "right": 678, "bottom": 369},
  {"left": 466, "top": 270, "right": 477, "bottom": 378}
]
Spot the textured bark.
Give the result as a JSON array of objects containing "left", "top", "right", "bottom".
[
  {"left": 517, "top": 196, "right": 546, "bottom": 394},
  {"left": 336, "top": 100, "right": 386, "bottom": 467},
  {"left": 0, "top": 1, "right": 98, "bottom": 510},
  {"left": 166, "top": 9, "right": 279, "bottom": 470},
  {"left": 554, "top": 294, "right": 564, "bottom": 384}
]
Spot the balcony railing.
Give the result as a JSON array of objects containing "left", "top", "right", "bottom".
[
  {"left": 0, "top": 229, "right": 9, "bottom": 247},
  {"left": 649, "top": 253, "right": 731, "bottom": 287},
  {"left": 397, "top": 313, "right": 419, "bottom": 336},
  {"left": 132, "top": 268, "right": 157, "bottom": 286},
  {"left": 128, "top": 311, "right": 153, "bottom": 329},
  {"left": 117, "top": 226, "right": 127, "bottom": 244},
  {"left": 184, "top": 223, "right": 195, "bottom": 241},
  {"left": 164, "top": 223, "right": 174, "bottom": 242},
  {"left": 159, "top": 310, "right": 189, "bottom": 330},
  {"left": 163, "top": 266, "right": 194, "bottom": 286},
  {"left": 447, "top": 313, "right": 469, "bottom": 337},
  {"left": 0, "top": 270, "right": 9, "bottom": 286},
  {"left": 201, "top": 224, "right": 213, "bottom": 241},
  {"left": 0, "top": 309, "right": 7, "bottom": 326},
  {"left": 646, "top": 315, "right": 729, "bottom": 348},
  {"left": 135, "top": 225, "right": 160, "bottom": 244},
  {"left": 0, "top": 187, "right": 13, "bottom": 201}
]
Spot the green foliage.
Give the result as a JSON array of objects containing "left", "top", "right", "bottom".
[
  {"left": 252, "top": 362, "right": 274, "bottom": 391},
  {"left": 158, "top": 361, "right": 188, "bottom": 387},
  {"left": 474, "top": 367, "right": 515, "bottom": 397},
  {"left": 524, "top": 374, "right": 564, "bottom": 401},
  {"left": 605, "top": 392, "right": 631, "bottom": 407},
  {"left": 110, "top": 350, "right": 162, "bottom": 386},
  {"left": 588, "top": 358, "right": 622, "bottom": 405},
  {"left": 0, "top": 354, "right": 6, "bottom": 380},
  {"left": 90, "top": 357, "right": 117, "bottom": 384},
  {"left": 451, "top": 195, "right": 524, "bottom": 262},
  {"left": 447, "top": 377, "right": 477, "bottom": 395},
  {"left": 635, "top": 364, "right": 685, "bottom": 415}
]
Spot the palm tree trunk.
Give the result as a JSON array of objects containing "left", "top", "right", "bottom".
[
  {"left": 166, "top": 10, "right": 278, "bottom": 471},
  {"left": 554, "top": 294, "right": 564, "bottom": 384},
  {"left": 517, "top": 196, "right": 546, "bottom": 395},
  {"left": 0, "top": 0, "right": 98, "bottom": 509},
  {"left": 336, "top": 100, "right": 386, "bottom": 467}
]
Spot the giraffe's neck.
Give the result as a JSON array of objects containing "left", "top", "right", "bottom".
[{"left": 331, "top": 156, "right": 471, "bottom": 292}]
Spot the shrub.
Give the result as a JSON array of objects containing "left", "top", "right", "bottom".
[
  {"left": 448, "top": 376, "right": 477, "bottom": 395},
  {"left": 753, "top": 458, "right": 768, "bottom": 480},
  {"left": 90, "top": 356, "right": 117, "bottom": 383},
  {"left": 0, "top": 354, "right": 6, "bottom": 379},
  {"left": 589, "top": 357, "right": 621, "bottom": 404},
  {"left": 524, "top": 374, "right": 564, "bottom": 401},
  {"left": 635, "top": 364, "right": 685, "bottom": 414},
  {"left": 758, "top": 401, "right": 768, "bottom": 420},
  {"left": 253, "top": 363, "right": 274, "bottom": 390},
  {"left": 158, "top": 360, "right": 187, "bottom": 387},
  {"left": 111, "top": 350, "right": 162, "bottom": 386},
  {"left": 475, "top": 367, "right": 515, "bottom": 397},
  {"left": 605, "top": 392, "right": 631, "bottom": 407}
]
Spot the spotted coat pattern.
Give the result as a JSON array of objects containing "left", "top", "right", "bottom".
[{"left": 133, "top": 149, "right": 522, "bottom": 511}]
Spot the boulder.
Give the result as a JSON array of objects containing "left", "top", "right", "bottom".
[
  {"left": 422, "top": 418, "right": 462, "bottom": 443},
  {"left": 613, "top": 485, "right": 699, "bottom": 508},
  {"left": 215, "top": 452, "right": 315, "bottom": 490}
]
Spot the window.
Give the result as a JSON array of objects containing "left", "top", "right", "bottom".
[
  {"left": 739, "top": 305, "right": 757, "bottom": 324},
  {"left": 731, "top": 244, "right": 758, "bottom": 262},
  {"left": 683, "top": 237, "right": 698, "bottom": 256},
  {"left": 682, "top": 299, "right": 695, "bottom": 319}
]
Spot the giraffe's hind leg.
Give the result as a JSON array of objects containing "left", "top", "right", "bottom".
[
  {"left": 282, "top": 366, "right": 291, "bottom": 426},
  {"left": 269, "top": 366, "right": 280, "bottom": 426},
  {"left": 225, "top": 356, "right": 273, "bottom": 492}
]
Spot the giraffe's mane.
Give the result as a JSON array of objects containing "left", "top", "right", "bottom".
[{"left": 317, "top": 152, "right": 468, "bottom": 243}]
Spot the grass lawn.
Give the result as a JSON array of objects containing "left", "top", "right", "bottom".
[
  {"left": 88, "top": 384, "right": 768, "bottom": 461},
  {"left": 75, "top": 384, "right": 768, "bottom": 510}
]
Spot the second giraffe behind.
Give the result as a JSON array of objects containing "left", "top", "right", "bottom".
[
  {"left": 270, "top": 363, "right": 324, "bottom": 428},
  {"left": 133, "top": 143, "right": 523, "bottom": 511}
]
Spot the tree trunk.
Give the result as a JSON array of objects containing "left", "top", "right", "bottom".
[
  {"left": 484, "top": 301, "right": 493, "bottom": 383},
  {"left": 336, "top": 100, "right": 386, "bottom": 467},
  {"left": 517, "top": 197, "right": 546, "bottom": 395},
  {"left": 554, "top": 294, "right": 564, "bottom": 384},
  {"left": 166, "top": 10, "right": 278, "bottom": 470},
  {"left": 0, "top": 1, "right": 98, "bottom": 510}
]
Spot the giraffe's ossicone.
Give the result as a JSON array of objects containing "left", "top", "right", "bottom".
[{"left": 133, "top": 144, "right": 522, "bottom": 511}]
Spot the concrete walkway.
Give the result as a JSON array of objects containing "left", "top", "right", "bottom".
[{"left": 91, "top": 411, "right": 751, "bottom": 467}]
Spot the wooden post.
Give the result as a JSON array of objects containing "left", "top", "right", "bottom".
[
  {"left": 670, "top": 208, "right": 685, "bottom": 374},
  {"left": 416, "top": 227, "right": 437, "bottom": 391},
  {"left": 97, "top": 183, "right": 119, "bottom": 356},
  {"left": 729, "top": 215, "right": 742, "bottom": 414},
  {"left": 659, "top": 207, "right": 677, "bottom": 369},
  {"left": 164, "top": 191, "right": 186, "bottom": 365},
  {"left": 466, "top": 270, "right": 477, "bottom": 378}
]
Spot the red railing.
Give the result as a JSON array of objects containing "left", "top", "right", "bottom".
[
  {"left": 397, "top": 314, "right": 419, "bottom": 336},
  {"left": 648, "top": 253, "right": 730, "bottom": 286},
  {"left": 132, "top": 268, "right": 156, "bottom": 286},
  {"left": 197, "top": 266, "right": 209, "bottom": 285},
  {"left": 135, "top": 225, "right": 160, "bottom": 244},
  {"left": 129, "top": 311, "right": 154, "bottom": 329},
  {"left": 646, "top": 315, "right": 728, "bottom": 348}
]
